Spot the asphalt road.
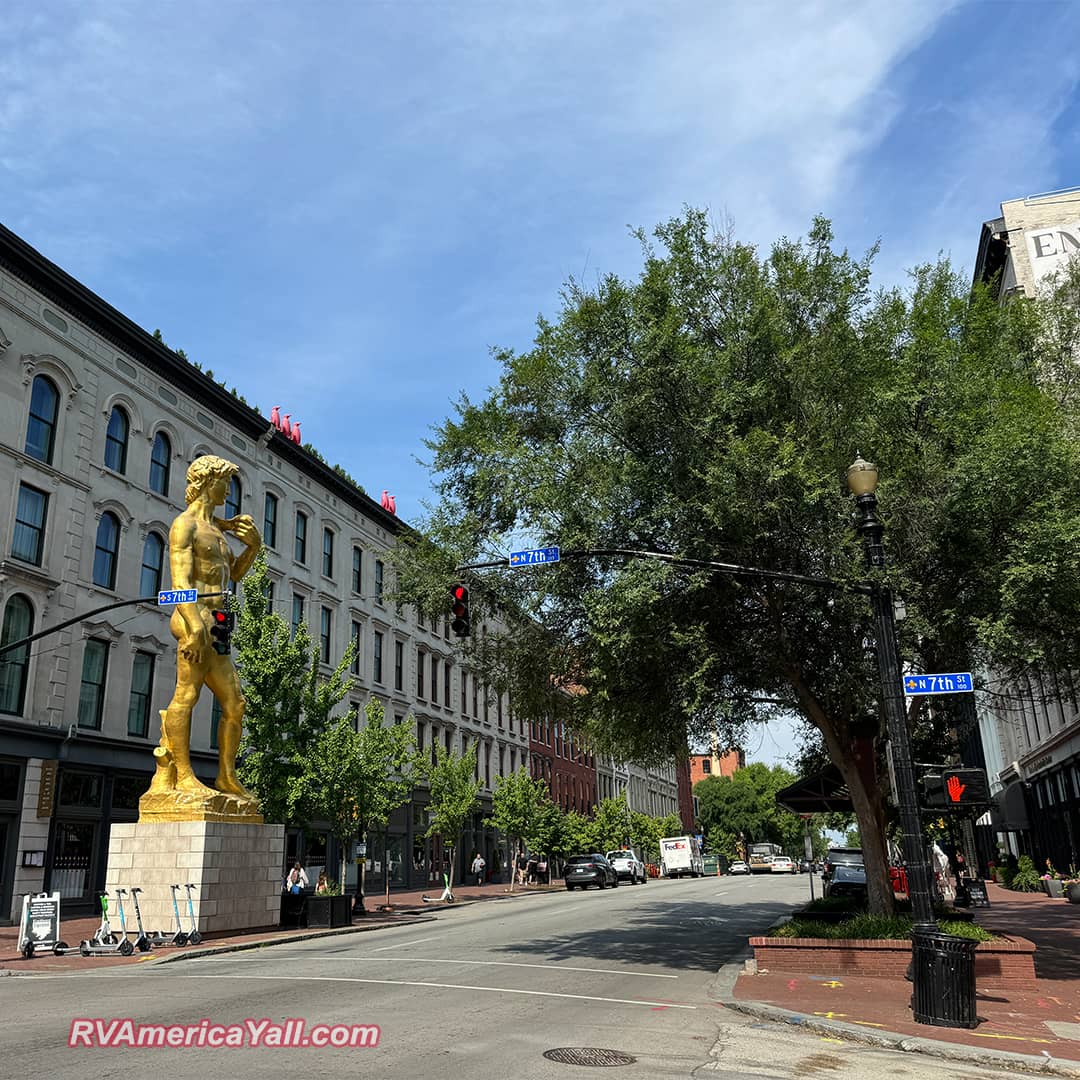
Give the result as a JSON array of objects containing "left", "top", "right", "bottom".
[{"left": 1, "top": 872, "right": 1037, "bottom": 1079}]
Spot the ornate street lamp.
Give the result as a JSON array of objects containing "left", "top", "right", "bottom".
[{"left": 847, "top": 456, "right": 976, "bottom": 1028}]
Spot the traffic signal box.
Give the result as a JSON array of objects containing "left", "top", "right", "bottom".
[
  {"left": 450, "top": 584, "right": 470, "bottom": 637},
  {"left": 919, "top": 767, "right": 990, "bottom": 811},
  {"left": 210, "top": 609, "right": 235, "bottom": 655}
]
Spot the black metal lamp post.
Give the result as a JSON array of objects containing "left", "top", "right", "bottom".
[{"left": 847, "top": 456, "right": 977, "bottom": 1028}]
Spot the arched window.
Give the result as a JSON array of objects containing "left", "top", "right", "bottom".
[
  {"left": 0, "top": 594, "right": 33, "bottom": 715},
  {"left": 224, "top": 476, "right": 241, "bottom": 518},
  {"left": 93, "top": 512, "right": 120, "bottom": 590},
  {"left": 25, "top": 375, "right": 59, "bottom": 464},
  {"left": 140, "top": 532, "right": 165, "bottom": 597},
  {"left": 149, "top": 432, "right": 171, "bottom": 496},
  {"left": 104, "top": 407, "right": 129, "bottom": 473}
]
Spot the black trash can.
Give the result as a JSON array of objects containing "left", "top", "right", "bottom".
[{"left": 910, "top": 930, "right": 978, "bottom": 1028}]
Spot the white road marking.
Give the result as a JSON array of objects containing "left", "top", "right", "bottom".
[
  {"left": 99, "top": 971, "right": 697, "bottom": 1009},
  {"left": 371, "top": 935, "right": 441, "bottom": 951},
  {"left": 196, "top": 955, "right": 678, "bottom": 979},
  {"left": 713, "top": 891, "right": 729, "bottom": 896}
]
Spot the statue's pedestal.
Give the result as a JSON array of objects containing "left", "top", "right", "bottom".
[{"left": 105, "top": 822, "right": 285, "bottom": 935}]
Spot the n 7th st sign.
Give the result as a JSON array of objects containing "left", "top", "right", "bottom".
[{"left": 902, "top": 672, "right": 973, "bottom": 696}]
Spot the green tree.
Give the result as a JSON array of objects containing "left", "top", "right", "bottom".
[
  {"left": 390, "top": 210, "right": 1080, "bottom": 915},
  {"left": 485, "top": 768, "right": 545, "bottom": 892},
  {"left": 235, "top": 550, "right": 354, "bottom": 825},
  {"left": 590, "top": 794, "right": 633, "bottom": 853},
  {"left": 524, "top": 784, "right": 565, "bottom": 863},
  {"left": 425, "top": 744, "right": 482, "bottom": 888}
]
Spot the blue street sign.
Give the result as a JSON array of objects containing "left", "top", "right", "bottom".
[
  {"left": 157, "top": 589, "right": 198, "bottom": 606},
  {"left": 902, "top": 672, "right": 974, "bottom": 696},
  {"left": 509, "top": 546, "right": 560, "bottom": 567}
]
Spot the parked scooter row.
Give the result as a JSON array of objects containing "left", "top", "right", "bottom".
[{"left": 77, "top": 884, "right": 201, "bottom": 957}]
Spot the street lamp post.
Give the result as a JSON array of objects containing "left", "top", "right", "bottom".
[{"left": 847, "top": 456, "right": 977, "bottom": 1028}]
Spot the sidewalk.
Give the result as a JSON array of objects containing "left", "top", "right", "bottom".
[
  {"left": 2, "top": 880, "right": 558, "bottom": 976},
  {"left": 727, "top": 882, "right": 1080, "bottom": 1075}
]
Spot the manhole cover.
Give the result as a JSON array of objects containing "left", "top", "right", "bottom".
[{"left": 543, "top": 1048, "right": 637, "bottom": 1067}]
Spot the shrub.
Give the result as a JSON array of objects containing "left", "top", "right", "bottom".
[
  {"left": 1008, "top": 855, "right": 1041, "bottom": 893},
  {"left": 769, "top": 914, "right": 995, "bottom": 942}
]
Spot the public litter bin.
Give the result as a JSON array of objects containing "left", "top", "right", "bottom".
[{"left": 910, "top": 930, "right": 978, "bottom": 1029}]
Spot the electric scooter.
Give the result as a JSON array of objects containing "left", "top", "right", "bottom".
[
  {"left": 168, "top": 884, "right": 188, "bottom": 946},
  {"left": 80, "top": 892, "right": 134, "bottom": 956},
  {"left": 183, "top": 883, "right": 202, "bottom": 946},
  {"left": 126, "top": 887, "right": 154, "bottom": 952},
  {"left": 113, "top": 889, "right": 137, "bottom": 954}
]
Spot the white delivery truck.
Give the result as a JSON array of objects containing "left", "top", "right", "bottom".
[{"left": 659, "top": 835, "right": 704, "bottom": 878}]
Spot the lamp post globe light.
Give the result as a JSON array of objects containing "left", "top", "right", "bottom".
[{"left": 846, "top": 456, "right": 977, "bottom": 1029}]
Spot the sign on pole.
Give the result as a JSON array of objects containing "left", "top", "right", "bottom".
[
  {"left": 157, "top": 589, "right": 198, "bottom": 606},
  {"left": 920, "top": 768, "right": 990, "bottom": 810},
  {"left": 902, "top": 672, "right": 973, "bottom": 696},
  {"left": 509, "top": 546, "right": 560, "bottom": 567}
]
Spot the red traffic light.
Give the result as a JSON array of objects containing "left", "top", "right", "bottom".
[
  {"left": 214, "top": 611, "right": 227, "bottom": 624},
  {"left": 449, "top": 584, "right": 470, "bottom": 637}
]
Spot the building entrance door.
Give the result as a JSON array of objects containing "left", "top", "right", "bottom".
[{"left": 50, "top": 821, "right": 98, "bottom": 906}]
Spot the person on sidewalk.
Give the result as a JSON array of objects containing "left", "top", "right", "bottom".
[
  {"left": 516, "top": 850, "right": 529, "bottom": 886},
  {"left": 471, "top": 852, "right": 486, "bottom": 887}
]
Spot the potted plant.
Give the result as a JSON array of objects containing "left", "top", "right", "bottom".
[
  {"left": 1064, "top": 866, "right": 1080, "bottom": 904},
  {"left": 306, "top": 878, "right": 351, "bottom": 928},
  {"left": 1042, "top": 861, "right": 1064, "bottom": 898}
]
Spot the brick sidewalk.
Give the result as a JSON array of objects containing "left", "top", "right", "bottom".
[
  {"left": 2, "top": 881, "right": 557, "bottom": 975},
  {"left": 732, "top": 882, "right": 1080, "bottom": 1065}
]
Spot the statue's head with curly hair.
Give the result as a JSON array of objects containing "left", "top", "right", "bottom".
[{"left": 185, "top": 454, "right": 239, "bottom": 506}]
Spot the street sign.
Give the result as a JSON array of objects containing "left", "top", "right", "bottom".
[
  {"left": 902, "top": 672, "right": 973, "bottom": 696},
  {"left": 157, "top": 589, "right": 198, "bottom": 605},
  {"left": 509, "top": 546, "right": 560, "bottom": 567}
]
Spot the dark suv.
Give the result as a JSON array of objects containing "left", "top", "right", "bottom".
[
  {"left": 822, "top": 848, "right": 865, "bottom": 897},
  {"left": 564, "top": 854, "right": 619, "bottom": 891}
]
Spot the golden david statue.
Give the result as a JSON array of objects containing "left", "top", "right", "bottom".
[{"left": 139, "top": 455, "right": 263, "bottom": 823}]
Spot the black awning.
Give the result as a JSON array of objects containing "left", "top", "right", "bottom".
[{"left": 776, "top": 764, "right": 853, "bottom": 814}]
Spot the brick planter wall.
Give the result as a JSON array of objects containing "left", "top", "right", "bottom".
[{"left": 749, "top": 935, "right": 1036, "bottom": 988}]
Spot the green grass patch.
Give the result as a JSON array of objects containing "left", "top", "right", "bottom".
[{"left": 770, "top": 914, "right": 995, "bottom": 942}]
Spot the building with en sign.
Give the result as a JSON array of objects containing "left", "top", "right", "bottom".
[
  {"left": 0, "top": 223, "right": 529, "bottom": 922},
  {"left": 972, "top": 187, "right": 1080, "bottom": 875}
]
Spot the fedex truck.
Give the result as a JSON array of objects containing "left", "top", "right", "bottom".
[{"left": 659, "top": 835, "right": 704, "bottom": 878}]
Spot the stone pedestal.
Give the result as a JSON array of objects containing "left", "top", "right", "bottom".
[{"left": 105, "top": 821, "right": 285, "bottom": 935}]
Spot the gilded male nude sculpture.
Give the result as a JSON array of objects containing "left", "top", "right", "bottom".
[{"left": 139, "top": 454, "right": 263, "bottom": 823}]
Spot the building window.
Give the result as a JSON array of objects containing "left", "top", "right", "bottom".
[
  {"left": 104, "top": 406, "right": 129, "bottom": 473},
  {"left": 485, "top": 742, "right": 491, "bottom": 788},
  {"left": 320, "top": 607, "right": 332, "bottom": 664},
  {"left": 497, "top": 694, "right": 503, "bottom": 729},
  {"left": 322, "top": 528, "right": 334, "bottom": 578},
  {"left": 12, "top": 483, "right": 48, "bottom": 565},
  {"left": 0, "top": 594, "right": 33, "bottom": 715},
  {"left": 140, "top": 532, "right": 165, "bottom": 597},
  {"left": 431, "top": 656, "right": 438, "bottom": 704},
  {"left": 351, "top": 621, "right": 362, "bottom": 676},
  {"left": 444, "top": 662, "right": 451, "bottom": 707},
  {"left": 445, "top": 728, "right": 452, "bottom": 754},
  {"left": 373, "top": 631, "right": 384, "bottom": 683},
  {"left": 417, "top": 608, "right": 425, "bottom": 630},
  {"left": 263, "top": 493, "right": 278, "bottom": 549},
  {"left": 78, "top": 638, "right": 109, "bottom": 730},
  {"left": 417, "top": 650, "right": 425, "bottom": 699},
  {"left": 266, "top": 580, "right": 275, "bottom": 613},
  {"left": 417, "top": 721, "right": 426, "bottom": 752},
  {"left": 394, "top": 640, "right": 404, "bottom": 691},
  {"left": 149, "top": 432, "right": 171, "bottom": 496},
  {"left": 93, "top": 511, "right": 121, "bottom": 590},
  {"left": 374, "top": 560, "right": 384, "bottom": 602},
  {"left": 472, "top": 678, "right": 478, "bottom": 717},
  {"left": 484, "top": 685, "right": 490, "bottom": 724},
  {"left": 128, "top": 651, "right": 155, "bottom": 737},
  {"left": 461, "top": 672, "right": 467, "bottom": 714},
  {"left": 352, "top": 546, "right": 362, "bottom": 593},
  {"left": 291, "top": 594, "right": 305, "bottom": 637},
  {"left": 210, "top": 698, "right": 221, "bottom": 749},
  {"left": 701, "top": 758, "right": 712, "bottom": 774},
  {"left": 294, "top": 511, "right": 308, "bottom": 563},
  {"left": 25, "top": 375, "right": 59, "bottom": 464},
  {"left": 224, "top": 476, "right": 242, "bottom": 519}
]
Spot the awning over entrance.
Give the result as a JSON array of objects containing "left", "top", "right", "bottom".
[{"left": 775, "top": 764, "right": 853, "bottom": 814}]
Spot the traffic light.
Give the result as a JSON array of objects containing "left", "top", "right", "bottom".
[
  {"left": 450, "top": 584, "right": 470, "bottom": 637},
  {"left": 920, "top": 768, "right": 989, "bottom": 810},
  {"left": 209, "top": 609, "right": 235, "bottom": 655}
]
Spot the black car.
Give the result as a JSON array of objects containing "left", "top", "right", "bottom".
[
  {"left": 823, "top": 863, "right": 867, "bottom": 899},
  {"left": 564, "top": 854, "right": 619, "bottom": 890},
  {"left": 822, "top": 847, "right": 863, "bottom": 887}
]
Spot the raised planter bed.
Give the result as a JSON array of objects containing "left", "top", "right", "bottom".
[
  {"left": 305, "top": 894, "right": 352, "bottom": 928},
  {"left": 750, "top": 934, "right": 1036, "bottom": 988}
]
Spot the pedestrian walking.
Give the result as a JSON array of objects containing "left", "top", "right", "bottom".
[
  {"left": 471, "top": 852, "right": 486, "bottom": 887},
  {"left": 516, "top": 850, "right": 529, "bottom": 886}
]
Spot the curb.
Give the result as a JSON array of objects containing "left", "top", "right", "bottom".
[{"left": 712, "top": 962, "right": 1080, "bottom": 1078}]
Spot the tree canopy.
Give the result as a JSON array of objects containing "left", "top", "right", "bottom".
[{"left": 392, "top": 210, "right": 1080, "bottom": 913}]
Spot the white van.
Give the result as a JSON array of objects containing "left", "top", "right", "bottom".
[{"left": 659, "top": 835, "right": 704, "bottom": 878}]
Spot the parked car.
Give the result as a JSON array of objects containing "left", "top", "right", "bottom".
[
  {"left": 822, "top": 847, "right": 864, "bottom": 889},
  {"left": 606, "top": 849, "right": 647, "bottom": 884},
  {"left": 798, "top": 859, "right": 813, "bottom": 873},
  {"left": 770, "top": 856, "right": 798, "bottom": 874},
  {"left": 823, "top": 863, "right": 867, "bottom": 899},
  {"left": 727, "top": 860, "right": 750, "bottom": 875},
  {"left": 564, "top": 854, "right": 619, "bottom": 890}
]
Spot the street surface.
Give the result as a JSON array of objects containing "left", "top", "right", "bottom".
[{"left": 2, "top": 873, "right": 1038, "bottom": 1079}]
